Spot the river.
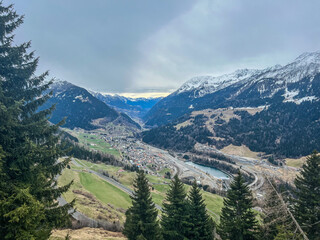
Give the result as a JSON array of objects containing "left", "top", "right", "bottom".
[{"left": 185, "top": 161, "right": 230, "bottom": 180}]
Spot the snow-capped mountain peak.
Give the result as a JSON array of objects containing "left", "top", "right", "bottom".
[
  {"left": 176, "top": 51, "right": 320, "bottom": 98},
  {"left": 294, "top": 51, "right": 320, "bottom": 65},
  {"left": 257, "top": 51, "right": 320, "bottom": 84},
  {"left": 177, "top": 68, "right": 261, "bottom": 97},
  {"left": 145, "top": 51, "right": 320, "bottom": 127}
]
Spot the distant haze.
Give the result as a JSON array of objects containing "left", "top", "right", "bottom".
[
  {"left": 7, "top": 0, "right": 320, "bottom": 95},
  {"left": 102, "top": 92, "right": 169, "bottom": 99}
]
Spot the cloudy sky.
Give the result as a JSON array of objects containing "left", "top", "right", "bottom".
[{"left": 6, "top": 0, "right": 320, "bottom": 96}]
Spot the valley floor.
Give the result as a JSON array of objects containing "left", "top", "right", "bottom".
[{"left": 57, "top": 127, "right": 303, "bottom": 239}]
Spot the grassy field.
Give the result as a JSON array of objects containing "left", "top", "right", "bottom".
[
  {"left": 78, "top": 133, "right": 120, "bottom": 157},
  {"left": 58, "top": 165, "right": 128, "bottom": 223},
  {"left": 59, "top": 159, "right": 224, "bottom": 223},
  {"left": 79, "top": 172, "right": 131, "bottom": 209},
  {"left": 81, "top": 159, "right": 223, "bottom": 220},
  {"left": 158, "top": 167, "right": 171, "bottom": 176},
  {"left": 65, "top": 129, "right": 121, "bottom": 157}
]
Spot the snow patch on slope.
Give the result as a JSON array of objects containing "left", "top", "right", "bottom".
[{"left": 75, "top": 95, "right": 90, "bottom": 103}]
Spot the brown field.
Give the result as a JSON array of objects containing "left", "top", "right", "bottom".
[
  {"left": 221, "top": 144, "right": 263, "bottom": 159},
  {"left": 50, "top": 227, "right": 126, "bottom": 240},
  {"left": 285, "top": 156, "right": 307, "bottom": 168},
  {"left": 175, "top": 107, "right": 264, "bottom": 134}
]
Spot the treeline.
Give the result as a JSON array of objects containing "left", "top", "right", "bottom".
[
  {"left": 192, "top": 150, "right": 235, "bottom": 164},
  {"left": 60, "top": 133, "right": 139, "bottom": 172},
  {"left": 60, "top": 138, "right": 122, "bottom": 166},
  {"left": 122, "top": 152, "right": 320, "bottom": 240}
]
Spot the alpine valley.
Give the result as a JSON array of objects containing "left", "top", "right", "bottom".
[
  {"left": 44, "top": 51, "right": 320, "bottom": 159},
  {"left": 4, "top": 2, "right": 320, "bottom": 239},
  {"left": 34, "top": 51, "right": 320, "bottom": 236}
]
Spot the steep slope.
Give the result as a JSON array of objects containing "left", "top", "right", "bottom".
[
  {"left": 143, "top": 51, "right": 320, "bottom": 158},
  {"left": 144, "top": 51, "right": 320, "bottom": 127},
  {"left": 92, "top": 92, "right": 162, "bottom": 120},
  {"left": 40, "top": 81, "right": 141, "bottom": 130}
]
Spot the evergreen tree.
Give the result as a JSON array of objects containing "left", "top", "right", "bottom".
[
  {"left": 0, "top": 3, "right": 72, "bottom": 239},
  {"left": 161, "top": 175, "right": 190, "bottom": 240},
  {"left": 123, "top": 171, "right": 161, "bottom": 240},
  {"left": 187, "top": 181, "right": 214, "bottom": 240},
  {"left": 293, "top": 151, "right": 320, "bottom": 239},
  {"left": 218, "top": 170, "right": 258, "bottom": 240}
]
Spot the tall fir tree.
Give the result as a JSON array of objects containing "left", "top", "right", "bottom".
[
  {"left": 161, "top": 175, "right": 191, "bottom": 240},
  {"left": 293, "top": 151, "right": 320, "bottom": 239},
  {"left": 218, "top": 170, "right": 258, "bottom": 240},
  {"left": 187, "top": 181, "right": 214, "bottom": 240},
  {"left": 123, "top": 171, "right": 162, "bottom": 240},
  {"left": 0, "top": 3, "right": 72, "bottom": 239}
]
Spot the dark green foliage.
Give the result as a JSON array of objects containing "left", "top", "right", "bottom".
[
  {"left": 61, "top": 131, "right": 79, "bottom": 142},
  {"left": 187, "top": 182, "right": 214, "bottom": 240},
  {"left": 60, "top": 136, "right": 139, "bottom": 172},
  {"left": 293, "top": 151, "right": 320, "bottom": 239},
  {"left": 123, "top": 171, "right": 162, "bottom": 240},
  {"left": 144, "top": 74, "right": 320, "bottom": 158},
  {"left": 39, "top": 81, "right": 141, "bottom": 130},
  {"left": 0, "top": 3, "right": 72, "bottom": 239},
  {"left": 215, "top": 100, "right": 320, "bottom": 158},
  {"left": 161, "top": 175, "right": 191, "bottom": 240},
  {"left": 60, "top": 137, "right": 122, "bottom": 166},
  {"left": 142, "top": 114, "right": 214, "bottom": 152},
  {"left": 142, "top": 124, "right": 197, "bottom": 152},
  {"left": 193, "top": 150, "right": 235, "bottom": 164},
  {"left": 218, "top": 171, "right": 258, "bottom": 240}
]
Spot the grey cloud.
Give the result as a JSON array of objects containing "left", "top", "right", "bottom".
[
  {"left": 6, "top": 0, "right": 320, "bottom": 93},
  {"left": 8, "top": 0, "right": 194, "bottom": 92},
  {"left": 133, "top": 0, "right": 320, "bottom": 92}
]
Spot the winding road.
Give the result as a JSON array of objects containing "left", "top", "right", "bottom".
[{"left": 71, "top": 158, "right": 162, "bottom": 210}]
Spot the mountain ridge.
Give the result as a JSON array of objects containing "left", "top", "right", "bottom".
[
  {"left": 144, "top": 51, "right": 320, "bottom": 127},
  {"left": 40, "top": 81, "right": 141, "bottom": 130},
  {"left": 142, "top": 51, "right": 320, "bottom": 158}
]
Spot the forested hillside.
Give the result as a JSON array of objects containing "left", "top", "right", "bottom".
[{"left": 39, "top": 81, "right": 141, "bottom": 130}]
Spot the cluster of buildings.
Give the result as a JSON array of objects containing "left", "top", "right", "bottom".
[{"left": 104, "top": 135, "right": 171, "bottom": 177}]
